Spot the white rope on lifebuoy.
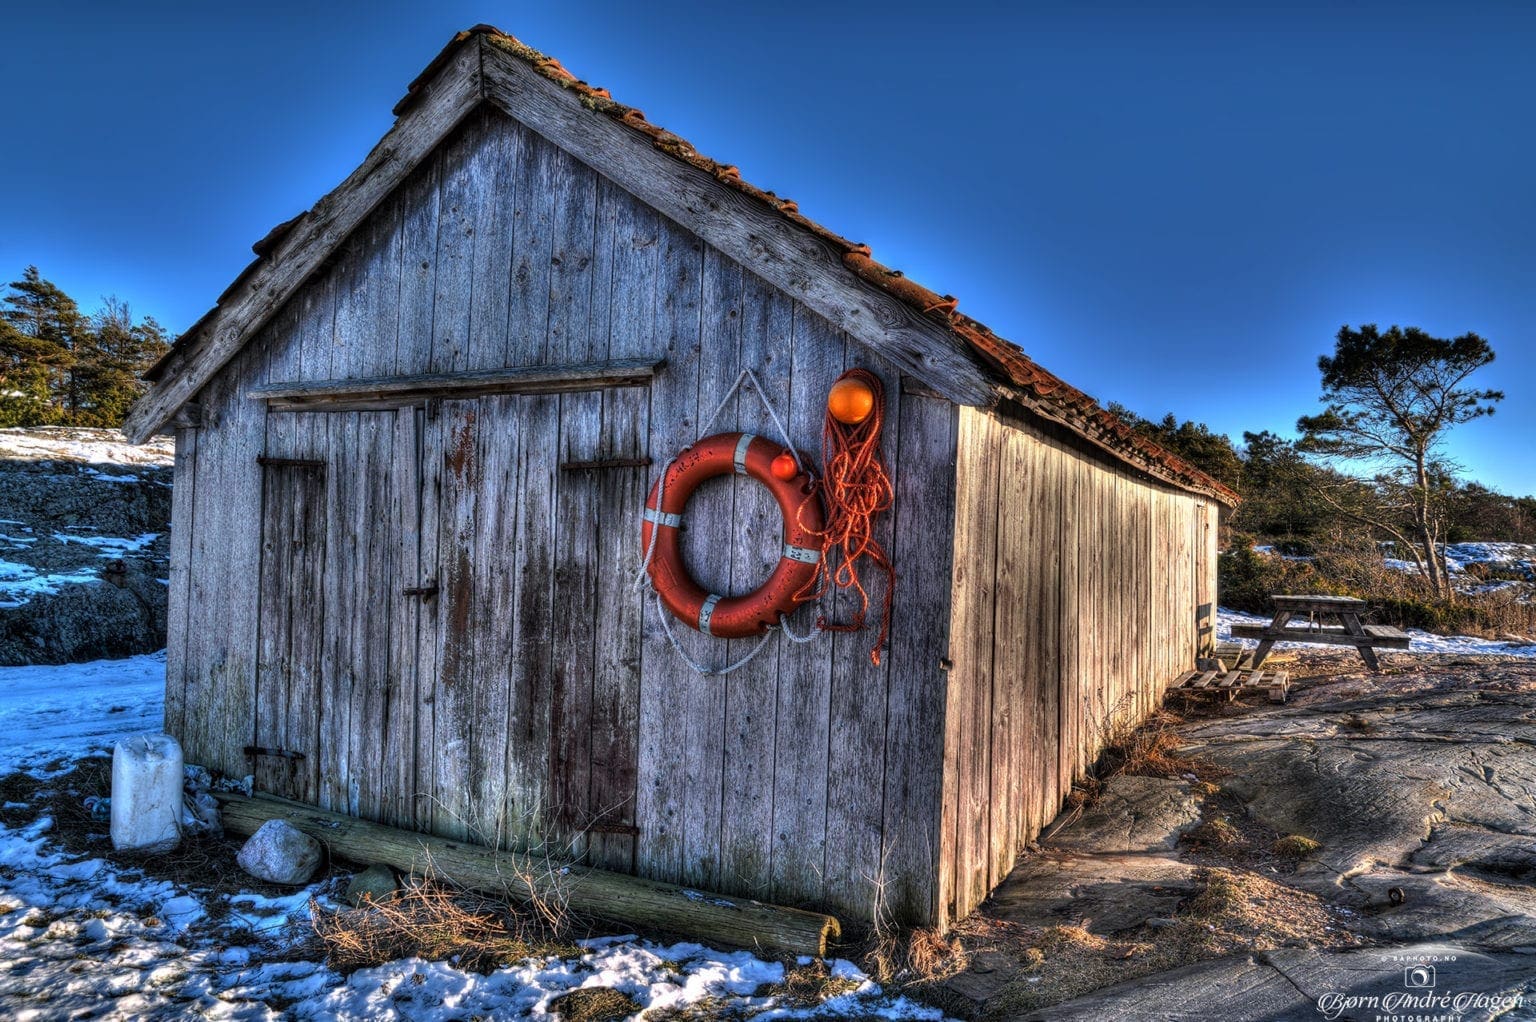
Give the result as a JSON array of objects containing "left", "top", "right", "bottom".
[{"left": 634, "top": 368, "right": 822, "bottom": 676}]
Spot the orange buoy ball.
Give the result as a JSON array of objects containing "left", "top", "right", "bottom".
[
  {"left": 770, "top": 451, "right": 799, "bottom": 480},
  {"left": 827, "top": 376, "right": 875, "bottom": 424}
]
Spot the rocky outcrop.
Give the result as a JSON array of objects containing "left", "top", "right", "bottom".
[
  {"left": 935, "top": 658, "right": 1536, "bottom": 1019},
  {"left": 0, "top": 428, "right": 173, "bottom": 665}
]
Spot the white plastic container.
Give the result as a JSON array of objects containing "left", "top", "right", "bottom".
[{"left": 110, "top": 733, "right": 184, "bottom": 854}]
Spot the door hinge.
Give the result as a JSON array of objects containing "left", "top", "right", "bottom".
[
  {"left": 402, "top": 582, "right": 439, "bottom": 599},
  {"left": 244, "top": 745, "right": 307, "bottom": 761},
  {"left": 256, "top": 455, "right": 326, "bottom": 470},
  {"left": 559, "top": 457, "right": 652, "bottom": 472}
]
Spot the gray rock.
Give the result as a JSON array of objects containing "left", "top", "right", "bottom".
[
  {"left": 950, "top": 664, "right": 1536, "bottom": 1019},
  {"left": 1339, "top": 869, "right": 1536, "bottom": 949},
  {"left": 1190, "top": 694, "right": 1536, "bottom": 881},
  {"left": 345, "top": 864, "right": 400, "bottom": 907},
  {"left": 1027, "top": 943, "right": 1536, "bottom": 1021},
  {"left": 236, "top": 820, "right": 322, "bottom": 885},
  {"left": 988, "top": 852, "right": 1199, "bottom": 934},
  {"left": 1411, "top": 823, "right": 1536, "bottom": 879},
  {"left": 0, "top": 451, "right": 171, "bottom": 666},
  {"left": 1045, "top": 775, "right": 1201, "bottom": 854},
  {"left": 1021, "top": 953, "right": 1313, "bottom": 1021}
]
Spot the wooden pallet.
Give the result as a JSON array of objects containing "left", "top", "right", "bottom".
[{"left": 1169, "top": 668, "right": 1290, "bottom": 704}]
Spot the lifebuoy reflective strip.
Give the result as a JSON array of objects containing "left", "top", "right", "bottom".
[{"left": 642, "top": 432, "right": 825, "bottom": 639}]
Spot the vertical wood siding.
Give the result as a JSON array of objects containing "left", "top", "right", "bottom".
[
  {"left": 171, "top": 107, "right": 957, "bottom": 925},
  {"left": 941, "top": 407, "right": 1218, "bottom": 925}
]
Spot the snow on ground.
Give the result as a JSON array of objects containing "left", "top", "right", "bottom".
[
  {"left": 51, "top": 531, "right": 160, "bottom": 556},
  {"left": 0, "top": 560, "right": 104, "bottom": 610},
  {"left": 1218, "top": 608, "right": 1536, "bottom": 658},
  {"left": 0, "top": 427, "right": 174, "bottom": 468},
  {"left": 0, "top": 654, "right": 950, "bottom": 1020},
  {"left": 1445, "top": 541, "right": 1536, "bottom": 576},
  {"left": 0, "top": 653, "right": 165, "bottom": 773}
]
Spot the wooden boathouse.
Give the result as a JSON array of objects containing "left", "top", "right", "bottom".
[{"left": 125, "top": 27, "right": 1237, "bottom": 928}]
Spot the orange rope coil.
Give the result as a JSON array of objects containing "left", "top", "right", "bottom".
[{"left": 810, "top": 368, "right": 896, "bottom": 665}]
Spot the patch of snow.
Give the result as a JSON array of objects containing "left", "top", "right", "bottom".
[
  {"left": 0, "top": 652, "right": 952, "bottom": 1019},
  {"left": 0, "top": 560, "right": 102, "bottom": 609},
  {"left": 80, "top": 466, "right": 145, "bottom": 484},
  {"left": 0, "top": 427, "right": 173, "bottom": 467},
  {"left": 1218, "top": 608, "right": 1536, "bottom": 658},
  {"left": 0, "top": 652, "right": 165, "bottom": 773},
  {"left": 1444, "top": 542, "right": 1536, "bottom": 576},
  {"left": 51, "top": 532, "right": 159, "bottom": 556}
]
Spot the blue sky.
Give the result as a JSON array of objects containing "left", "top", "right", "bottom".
[{"left": 3, "top": 1, "right": 1531, "bottom": 494}]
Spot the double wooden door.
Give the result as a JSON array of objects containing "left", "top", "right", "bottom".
[{"left": 252, "top": 389, "right": 647, "bottom": 870}]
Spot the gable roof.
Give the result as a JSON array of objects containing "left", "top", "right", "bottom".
[{"left": 126, "top": 26, "right": 1238, "bottom": 506}]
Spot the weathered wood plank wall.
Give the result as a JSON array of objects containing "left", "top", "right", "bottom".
[
  {"left": 941, "top": 407, "right": 1217, "bottom": 925},
  {"left": 168, "top": 106, "right": 958, "bottom": 925}
]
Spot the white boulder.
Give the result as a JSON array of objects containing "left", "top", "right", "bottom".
[{"left": 236, "top": 820, "right": 323, "bottom": 885}]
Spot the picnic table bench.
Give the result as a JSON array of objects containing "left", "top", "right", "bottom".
[{"left": 1228, "top": 594, "right": 1409, "bottom": 672}]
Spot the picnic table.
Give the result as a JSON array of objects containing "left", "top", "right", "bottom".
[{"left": 1228, "top": 594, "right": 1409, "bottom": 672}]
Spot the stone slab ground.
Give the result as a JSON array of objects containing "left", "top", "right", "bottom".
[{"left": 926, "top": 652, "right": 1536, "bottom": 1020}]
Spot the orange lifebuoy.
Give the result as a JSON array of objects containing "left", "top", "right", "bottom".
[{"left": 642, "top": 433, "right": 824, "bottom": 638}]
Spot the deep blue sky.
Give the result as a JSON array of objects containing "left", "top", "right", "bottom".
[{"left": 4, "top": 2, "right": 1531, "bottom": 494}]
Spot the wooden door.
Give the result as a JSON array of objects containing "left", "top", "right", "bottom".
[
  {"left": 422, "top": 391, "right": 648, "bottom": 864},
  {"left": 253, "top": 409, "right": 429, "bottom": 826},
  {"left": 252, "top": 394, "right": 646, "bottom": 859}
]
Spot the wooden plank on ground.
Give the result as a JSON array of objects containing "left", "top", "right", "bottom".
[{"left": 218, "top": 792, "right": 840, "bottom": 959}]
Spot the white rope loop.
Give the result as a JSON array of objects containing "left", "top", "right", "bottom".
[{"left": 634, "top": 368, "right": 821, "bottom": 675}]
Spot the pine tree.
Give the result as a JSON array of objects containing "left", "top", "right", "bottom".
[
  {"left": 79, "top": 297, "right": 169, "bottom": 426},
  {"left": 0, "top": 318, "right": 59, "bottom": 426},
  {"left": 2, "top": 267, "right": 87, "bottom": 419},
  {"left": 0, "top": 270, "right": 173, "bottom": 428},
  {"left": 1297, "top": 324, "right": 1503, "bottom": 597}
]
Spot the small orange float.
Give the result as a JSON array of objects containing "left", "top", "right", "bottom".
[{"left": 827, "top": 376, "right": 875, "bottom": 424}]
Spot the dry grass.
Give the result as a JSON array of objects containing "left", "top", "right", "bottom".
[
  {"left": 310, "top": 876, "right": 579, "bottom": 974},
  {"left": 861, "top": 925, "right": 969, "bottom": 988},
  {"left": 1183, "top": 816, "right": 1244, "bottom": 850},
  {"left": 1272, "top": 834, "right": 1323, "bottom": 858},
  {"left": 1095, "top": 707, "right": 1217, "bottom": 783},
  {"left": 979, "top": 866, "right": 1358, "bottom": 1015},
  {"left": 644, "top": 996, "right": 744, "bottom": 1020},
  {"left": 548, "top": 986, "right": 641, "bottom": 1021},
  {"left": 769, "top": 959, "right": 865, "bottom": 1008}
]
